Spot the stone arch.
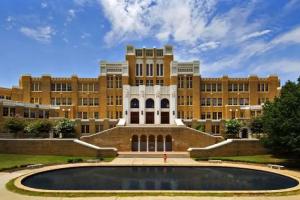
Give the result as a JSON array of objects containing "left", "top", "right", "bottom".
[
  {"left": 131, "top": 135, "right": 139, "bottom": 151},
  {"left": 130, "top": 98, "right": 139, "bottom": 108},
  {"left": 161, "top": 98, "right": 170, "bottom": 108},
  {"left": 165, "top": 135, "right": 172, "bottom": 151},
  {"left": 145, "top": 98, "right": 154, "bottom": 108},
  {"left": 140, "top": 135, "right": 147, "bottom": 151}
]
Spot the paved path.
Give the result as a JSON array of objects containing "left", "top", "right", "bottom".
[{"left": 0, "top": 157, "right": 300, "bottom": 200}]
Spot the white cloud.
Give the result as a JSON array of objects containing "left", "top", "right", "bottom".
[
  {"left": 240, "top": 29, "right": 271, "bottom": 42},
  {"left": 67, "top": 9, "right": 76, "bottom": 22},
  {"left": 81, "top": 32, "right": 91, "bottom": 39},
  {"left": 19, "top": 26, "right": 55, "bottom": 43},
  {"left": 190, "top": 41, "right": 220, "bottom": 53},
  {"left": 74, "top": 0, "right": 95, "bottom": 6},
  {"left": 41, "top": 2, "right": 47, "bottom": 8},
  {"left": 252, "top": 59, "right": 300, "bottom": 74},
  {"left": 5, "top": 16, "right": 16, "bottom": 30},
  {"left": 272, "top": 26, "right": 300, "bottom": 45}
]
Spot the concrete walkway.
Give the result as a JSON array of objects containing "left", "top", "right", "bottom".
[{"left": 0, "top": 157, "right": 300, "bottom": 200}]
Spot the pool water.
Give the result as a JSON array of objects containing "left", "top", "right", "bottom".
[{"left": 22, "top": 166, "right": 299, "bottom": 190}]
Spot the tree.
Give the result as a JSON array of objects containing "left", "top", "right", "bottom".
[
  {"left": 25, "top": 120, "right": 53, "bottom": 137},
  {"left": 54, "top": 119, "right": 76, "bottom": 138},
  {"left": 225, "top": 119, "right": 242, "bottom": 138},
  {"left": 195, "top": 124, "right": 205, "bottom": 132},
  {"left": 250, "top": 117, "right": 264, "bottom": 138},
  {"left": 4, "top": 118, "right": 26, "bottom": 137},
  {"left": 261, "top": 77, "right": 300, "bottom": 156}
]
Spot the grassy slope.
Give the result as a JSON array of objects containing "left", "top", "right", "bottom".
[
  {"left": 209, "top": 154, "right": 287, "bottom": 164},
  {"left": 0, "top": 154, "right": 114, "bottom": 170}
]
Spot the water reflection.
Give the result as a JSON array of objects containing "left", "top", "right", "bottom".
[{"left": 22, "top": 166, "right": 299, "bottom": 190}]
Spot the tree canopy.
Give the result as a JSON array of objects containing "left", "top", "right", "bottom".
[
  {"left": 225, "top": 119, "right": 242, "bottom": 138},
  {"left": 261, "top": 77, "right": 300, "bottom": 156}
]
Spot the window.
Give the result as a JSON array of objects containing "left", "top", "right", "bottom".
[
  {"left": 233, "top": 84, "right": 238, "bottom": 91},
  {"left": 94, "top": 98, "right": 99, "bottom": 106},
  {"left": 212, "top": 98, "right": 217, "bottom": 106},
  {"left": 187, "top": 96, "right": 193, "bottom": 106},
  {"left": 31, "top": 82, "right": 40, "bottom": 91},
  {"left": 116, "top": 76, "right": 122, "bottom": 88},
  {"left": 116, "top": 96, "right": 122, "bottom": 105},
  {"left": 94, "top": 112, "right": 99, "bottom": 119},
  {"left": 156, "top": 63, "right": 164, "bottom": 76},
  {"left": 135, "top": 63, "right": 143, "bottom": 76},
  {"left": 212, "top": 83, "right": 216, "bottom": 92},
  {"left": 156, "top": 79, "right": 164, "bottom": 86},
  {"left": 146, "top": 80, "right": 153, "bottom": 86},
  {"left": 146, "top": 98, "right": 154, "bottom": 108},
  {"left": 107, "top": 76, "right": 113, "bottom": 88},
  {"left": 178, "top": 76, "right": 184, "bottom": 88},
  {"left": 135, "top": 49, "right": 142, "bottom": 57},
  {"left": 244, "top": 83, "right": 249, "bottom": 91},
  {"left": 135, "top": 79, "right": 143, "bottom": 86},
  {"left": 207, "top": 112, "right": 211, "bottom": 119},
  {"left": 217, "top": 98, "right": 222, "bottom": 106},
  {"left": 145, "top": 49, "right": 153, "bottom": 57},
  {"left": 161, "top": 98, "right": 169, "bottom": 108},
  {"left": 206, "top": 84, "right": 211, "bottom": 92},
  {"left": 107, "top": 96, "right": 113, "bottom": 105},
  {"left": 3, "top": 107, "right": 9, "bottom": 116},
  {"left": 187, "top": 76, "right": 192, "bottom": 88},
  {"left": 24, "top": 108, "right": 29, "bottom": 118},
  {"left": 218, "top": 112, "right": 222, "bottom": 119},
  {"left": 258, "top": 83, "right": 269, "bottom": 92},
  {"left": 213, "top": 112, "right": 217, "bottom": 120},
  {"left": 201, "top": 113, "right": 206, "bottom": 119},
  {"left": 81, "top": 125, "right": 89, "bottom": 134},
  {"left": 156, "top": 49, "right": 163, "bottom": 57},
  {"left": 228, "top": 84, "right": 233, "bottom": 92},
  {"left": 130, "top": 98, "right": 139, "bottom": 108},
  {"left": 178, "top": 96, "right": 184, "bottom": 105},
  {"left": 212, "top": 125, "right": 220, "bottom": 134},
  {"left": 116, "top": 111, "right": 122, "bottom": 119},
  {"left": 201, "top": 84, "right": 205, "bottom": 91},
  {"left": 146, "top": 63, "right": 153, "bottom": 76},
  {"left": 206, "top": 98, "right": 211, "bottom": 106},
  {"left": 200, "top": 98, "right": 206, "bottom": 106},
  {"left": 217, "top": 83, "right": 222, "bottom": 92}
]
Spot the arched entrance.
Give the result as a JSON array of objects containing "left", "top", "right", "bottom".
[
  {"left": 148, "top": 135, "right": 155, "bottom": 151},
  {"left": 157, "top": 135, "right": 164, "bottom": 151},
  {"left": 145, "top": 98, "right": 154, "bottom": 124},
  {"left": 131, "top": 135, "right": 138, "bottom": 151},
  {"left": 130, "top": 98, "right": 139, "bottom": 124},
  {"left": 140, "top": 135, "right": 147, "bottom": 151},
  {"left": 165, "top": 135, "right": 172, "bottom": 151},
  {"left": 160, "top": 98, "right": 170, "bottom": 124}
]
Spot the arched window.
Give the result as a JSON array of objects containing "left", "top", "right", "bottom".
[
  {"left": 161, "top": 98, "right": 169, "bottom": 108},
  {"left": 145, "top": 98, "right": 154, "bottom": 108},
  {"left": 130, "top": 98, "right": 139, "bottom": 108}
]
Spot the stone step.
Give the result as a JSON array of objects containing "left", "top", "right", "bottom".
[{"left": 118, "top": 152, "right": 189, "bottom": 158}]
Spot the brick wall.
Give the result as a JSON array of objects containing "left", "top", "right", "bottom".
[
  {"left": 188, "top": 139, "right": 268, "bottom": 157},
  {"left": 0, "top": 139, "right": 117, "bottom": 157},
  {"left": 81, "top": 126, "right": 224, "bottom": 151}
]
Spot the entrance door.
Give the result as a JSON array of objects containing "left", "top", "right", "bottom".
[
  {"left": 161, "top": 112, "right": 169, "bottom": 124},
  {"left": 130, "top": 112, "right": 139, "bottom": 124},
  {"left": 146, "top": 112, "right": 154, "bottom": 124}
]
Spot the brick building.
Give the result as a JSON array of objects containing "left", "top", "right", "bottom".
[{"left": 0, "top": 45, "right": 280, "bottom": 136}]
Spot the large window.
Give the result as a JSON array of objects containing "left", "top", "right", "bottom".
[
  {"left": 146, "top": 63, "right": 153, "bottom": 76},
  {"left": 187, "top": 76, "right": 192, "bottom": 88},
  {"left": 115, "top": 76, "right": 122, "bottom": 88},
  {"left": 156, "top": 63, "right": 163, "bottom": 76},
  {"left": 161, "top": 98, "right": 169, "bottom": 108},
  {"left": 135, "top": 63, "right": 143, "bottom": 76},
  {"left": 107, "top": 76, "right": 113, "bottom": 88},
  {"left": 130, "top": 98, "right": 139, "bottom": 108},
  {"left": 145, "top": 98, "right": 154, "bottom": 108},
  {"left": 178, "top": 76, "right": 184, "bottom": 88}
]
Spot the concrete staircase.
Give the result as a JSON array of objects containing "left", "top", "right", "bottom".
[{"left": 118, "top": 151, "right": 189, "bottom": 158}]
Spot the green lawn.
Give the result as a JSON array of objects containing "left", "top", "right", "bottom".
[
  {"left": 0, "top": 154, "right": 114, "bottom": 171},
  {"left": 194, "top": 154, "right": 288, "bottom": 164}
]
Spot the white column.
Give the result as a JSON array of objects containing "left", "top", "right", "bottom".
[
  {"left": 170, "top": 85, "right": 177, "bottom": 125},
  {"left": 154, "top": 85, "right": 161, "bottom": 124},
  {"left": 155, "top": 136, "right": 157, "bottom": 152},
  {"left": 146, "top": 136, "right": 149, "bottom": 152},
  {"left": 163, "top": 136, "right": 166, "bottom": 152},
  {"left": 123, "top": 85, "right": 130, "bottom": 124},
  {"left": 139, "top": 85, "right": 145, "bottom": 124},
  {"left": 138, "top": 136, "right": 140, "bottom": 152}
]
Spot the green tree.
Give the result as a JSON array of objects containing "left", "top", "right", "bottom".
[
  {"left": 4, "top": 118, "right": 26, "bottom": 137},
  {"left": 250, "top": 117, "right": 264, "bottom": 138},
  {"left": 225, "top": 119, "right": 242, "bottom": 138},
  {"left": 261, "top": 77, "right": 300, "bottom": 156},
  {"left": 195, "top": 124, "right": 205, "bottom": 132},
  {"left": 25, "top": 120, "right": 53, "bottom": 137},
  {"left": 54, "top": 119, "right": 76, "bottom": 138}
]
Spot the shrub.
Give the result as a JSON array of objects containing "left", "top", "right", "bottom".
[
  {"left": 67, "top": 158, "right": 83, "bottom": 163},
  {"left": 55, "top": 119, "right": 76, "bottom": 138},
  {"left": 195, "top": 124, "right": 205, "bottom": 132},
  {"left": 4, "top": 118, "right": 26, "bottom": 137},
  {"left": 24, "top": 120, "right": 53, "bottom": 137},
  {"left": 225, "top": 119, "right": 242, "bottom": 138}
]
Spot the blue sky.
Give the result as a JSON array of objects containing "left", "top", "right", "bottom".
[{"left": 1, "top": 0, "right": 300, "bottom": 88}]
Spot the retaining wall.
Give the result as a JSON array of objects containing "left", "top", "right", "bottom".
[
  {"left": 188, "top": 139, "right": 268, "bottom": 157},
  {"left": 0, "top": 139, "right": 117, "bottom": 157}
]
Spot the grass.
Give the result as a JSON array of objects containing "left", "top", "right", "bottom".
[
  {"left": 0, "top": 153, "right": 115, "bottom": 171},
  {"left": 6, "top": 178, "right": 300, "bottom": 197}
]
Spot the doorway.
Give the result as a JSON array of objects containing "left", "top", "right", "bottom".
[{"left": 146, "top": 112, "right": 154, "bottom": 124}]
